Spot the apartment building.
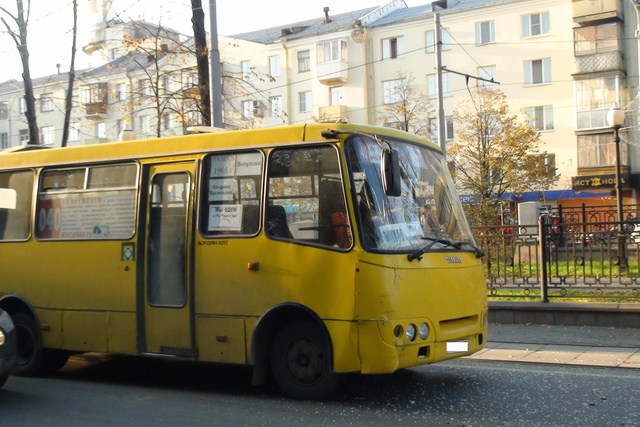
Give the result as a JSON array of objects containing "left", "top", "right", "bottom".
[{"left": 1, "top": 0, "right": 639, "bottom": 211}]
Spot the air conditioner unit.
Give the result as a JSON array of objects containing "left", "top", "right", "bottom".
[{"left": 252, "top": 101, "right": 264, "bottom": 118}]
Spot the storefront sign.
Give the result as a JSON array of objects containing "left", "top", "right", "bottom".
[{"left": 571, "top": 173, "right": 630, "bottom": 190}]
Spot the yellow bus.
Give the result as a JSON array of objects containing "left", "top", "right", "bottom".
[{"left": 0, "top": 123, "right": 487, "bottom": 399}]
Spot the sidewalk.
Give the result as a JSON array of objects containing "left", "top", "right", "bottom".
[{"left": 465, "top": 323, "right": 640, "bottom": 369}]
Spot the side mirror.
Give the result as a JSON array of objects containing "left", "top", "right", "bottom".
[{"left": 381, "top": 149, "right": 401, "bottom": 197}]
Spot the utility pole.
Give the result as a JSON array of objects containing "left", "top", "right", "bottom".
[
  {"left": 434, "top": 9, "right": 446, "bottom": 157},
  {"left": 209, "top": 0, "right": 223, "bottom": 128}
]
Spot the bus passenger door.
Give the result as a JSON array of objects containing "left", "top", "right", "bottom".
[{"left": 141, "top": 163, "right": 195, "bottom": 357}]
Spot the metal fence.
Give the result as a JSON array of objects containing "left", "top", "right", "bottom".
[{"left": 475, "top": 204, "right": 640, "bottom": 301}]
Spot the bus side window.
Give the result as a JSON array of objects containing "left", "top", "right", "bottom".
[
  {"left": 200, "top": 151, "right": 263, "bottom": 237},
  {"left": 0, "top": 171, "right": 34, "bottom": 241}
]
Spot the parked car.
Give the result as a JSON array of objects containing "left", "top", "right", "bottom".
[
  {"left": 0, "top": 308, "right": 16, "bottom": 388},
  {"left": 585, "top": 218, "right": 640, "bottom": 246}
]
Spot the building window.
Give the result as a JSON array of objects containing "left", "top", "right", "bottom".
[
  {"left": 163, "top": 113, "right": 174, "bottom": 131},
  {"left": 427, "top": 73, "right": 452, "bottom": 98},
  {"left": 330, "top": 86, "right": 344, "bottom": 106},
  {"left": 478, "top": 65, "right": 498, "bottom": 89},
  {"left": 522, "top": 12, "right": 549, "bottom": 38},
  {"left": 317, "top": 40, "right": 347, "bottom": 63},
  {"left": 117, "top": 83, "right": 128, "bottom": 100},
  {"left": 475, "top": 21, "right": 495, "bottom": 45},
  {"left": 299, "top": 91, "right": 312, "bottom": 113},
  {"left": 270, "top": 96, "right": 282, "bottom": 117},
  {"left": 577, "top": 133, "right": 626, "bottom": 168},
  {"left": 575, "top": 76, "right": 619, "bottom": 130},
  {"left": 537, "top": 153, "right": 556, "bottom": 178},
  {"left": 140, "top": 116, "right": 150, "bottom": 134},
  {"left": 574, "top": 23, "right": 619, "bottom": 56},
  {"left": 19, "top": 129, "right": 29, "bottom": 143},
  {"left": 163, "top": 75, "right": 174, "bottom": 93},
  {"left": 526, "top": 106, "right": 554, "bottom": 131},
  {"left": 429, "top": 117, "right": 454, "bottom": 141},
  {"left": 242, "top": 100, "right": 263, "bottom": 119},
  {"left": 383, "top": 79, "right": 404, "bottom": 104},
  {"left": 297, "top": 50, "right": 310, "bottom": 72},
  {"left": 181, "top": 69, "right": 197, "bottom": 89},
  {"left": 0, "top": 101, "right": 8, "bottom": 120},
  {"left": 40, "top": 93, "right": 54, "bottom": 112},
  {"left": 425, "top": 28, "right": 451, "bottom": 53},
  {"left": 382, "top": 36, "right": 404, "bottom": 60},
  {"left": 139, "top": 80, "right": 151, "bottom": 97},
  {"left": 69, "top": 122, "right": 80, "bottom": 141},
  {"left": 96, "top": 122, "right": 106, "bottom": 139},
  {"left": 524, "top": 58, "right": 551, "bottom": 85},
  {"left": 0, "top": 132, "right": 8, "bottom": 149},
  {"left": 241, "top": 60, "right": 253, "bottom": 80},
  {"left": 71, "top": 89, "right": 79, "bottom": 107},
  {"left": 269, "top": 56, "right": 281, "bottom": 77},
  {"left": 42, "top": 125, "right": 55, "bottom": 145},
  {"left": 82, "top": 83, "right": 107, "bottom": 104}
]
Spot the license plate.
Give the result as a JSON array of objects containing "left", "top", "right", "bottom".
[{"left": 446, "top": 340, "right": 469, "bottom": 353}]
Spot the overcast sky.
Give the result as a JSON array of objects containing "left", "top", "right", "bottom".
[{"left": 0, "top": 0, "right": 421, "bottom": 83}]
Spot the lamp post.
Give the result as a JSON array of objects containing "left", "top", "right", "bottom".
[{"left": 606, "top": 105, "right": 626, "bottom": 270}]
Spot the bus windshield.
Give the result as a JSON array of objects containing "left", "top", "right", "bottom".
[{"left": 346, "top": 134, "right": 475, "bottom": 252}]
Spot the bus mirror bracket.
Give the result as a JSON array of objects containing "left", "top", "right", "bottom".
[{"left": 381, "top": 149, "right": 401, "bottom": 197}]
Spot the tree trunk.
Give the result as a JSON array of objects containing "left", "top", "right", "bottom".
[
  {"left": 61, "top": 0, "right": 78, "bottom": 147},
  {"left": 191, "top": 0, "right": 211, "bottom": 126}
]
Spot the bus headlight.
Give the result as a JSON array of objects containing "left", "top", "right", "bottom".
[
  {"left": 419, "top": 322, "right": 429, "bottom": 340},
  {"left": 406, "top": 323, "right": 416, "bottom": 341},
  {"left": 0, "top": 329, "right": 5, "bottom": 346}
]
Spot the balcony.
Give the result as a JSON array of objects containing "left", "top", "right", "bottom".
[
  {"left": 318, "top": 105, "right": 348, "bottom": 123},
  {"left": 84, "top": 102, "right": 107, "bottom": 117},
  {"left": 81, "top": 83, "right": 108, "bottom": 118},
  {"left": 316, "top": 61, "right": 348, "bottom": 85},
  {"left": 572, "top": 0, "right": 621, "bottom": 24},
  {"left": 574, "top": 50, "right": 623, "bottom": 75}
]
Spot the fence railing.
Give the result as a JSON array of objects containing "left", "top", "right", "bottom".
[{"left": 475, "top": 204, "right": 640, "bottom": 302}]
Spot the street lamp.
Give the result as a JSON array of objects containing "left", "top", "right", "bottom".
[{"left": 606, "top": 104, "right": 626, "bottom": 269}]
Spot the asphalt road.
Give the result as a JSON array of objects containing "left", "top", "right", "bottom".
[{"left": 1, "top": 354, "right": 639, "bottom": 426}]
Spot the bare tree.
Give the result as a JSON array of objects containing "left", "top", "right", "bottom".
[
  {"left": 379, "top": 71, "right": 433, "bottom": 137},
  {"left": 61, "top": 0, "right": 78, "bottom": 147},
  {"left": 0, "top": 0, "right": 39, "bottom": 144}
]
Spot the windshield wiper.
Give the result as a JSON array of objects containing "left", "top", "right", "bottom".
[{"left": 407, "top": 237, "right": 463, "bottom": 262}]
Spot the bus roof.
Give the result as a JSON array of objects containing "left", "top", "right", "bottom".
[{"left": 0, "top": 123, "right": 437, "bottom": 170}]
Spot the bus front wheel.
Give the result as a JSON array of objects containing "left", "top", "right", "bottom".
[
  {"left": 270, "top": 320, "right": 340, "bottom": 400},
  {"left": 10, "top": 311, "right": 43, "bottom": 377}
]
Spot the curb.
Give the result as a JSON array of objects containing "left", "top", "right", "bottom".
[{"left": 489, "top": 301, "right": 640, "bottom": 328}]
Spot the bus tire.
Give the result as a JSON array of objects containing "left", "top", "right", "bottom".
[
  {"left": 270, "top": 320, "right": 340, "bottom": 400},
  {"left": 10, "top": 311, "right": 43, "bottom": 377},
  {"left": 0, "top": 373, "right": 8, "bottom": 388}
]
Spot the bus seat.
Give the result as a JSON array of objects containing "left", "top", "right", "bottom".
[{"left": 265, "top": 205, "right": 293, "bottom": 239}]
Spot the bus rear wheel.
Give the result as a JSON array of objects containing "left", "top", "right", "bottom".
[
  {"left": 270, "top": 320, "right": 340, "bottom": 400},
  {"left": 0, "top": 373, "right": 8, "bottom": 388},
  {"left": 10, "top": 311, "right": 43, "bottom": 377}
]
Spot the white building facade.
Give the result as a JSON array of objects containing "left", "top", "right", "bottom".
[{"left": 1, "top": 0, "right": 639, "bottom": 210}]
